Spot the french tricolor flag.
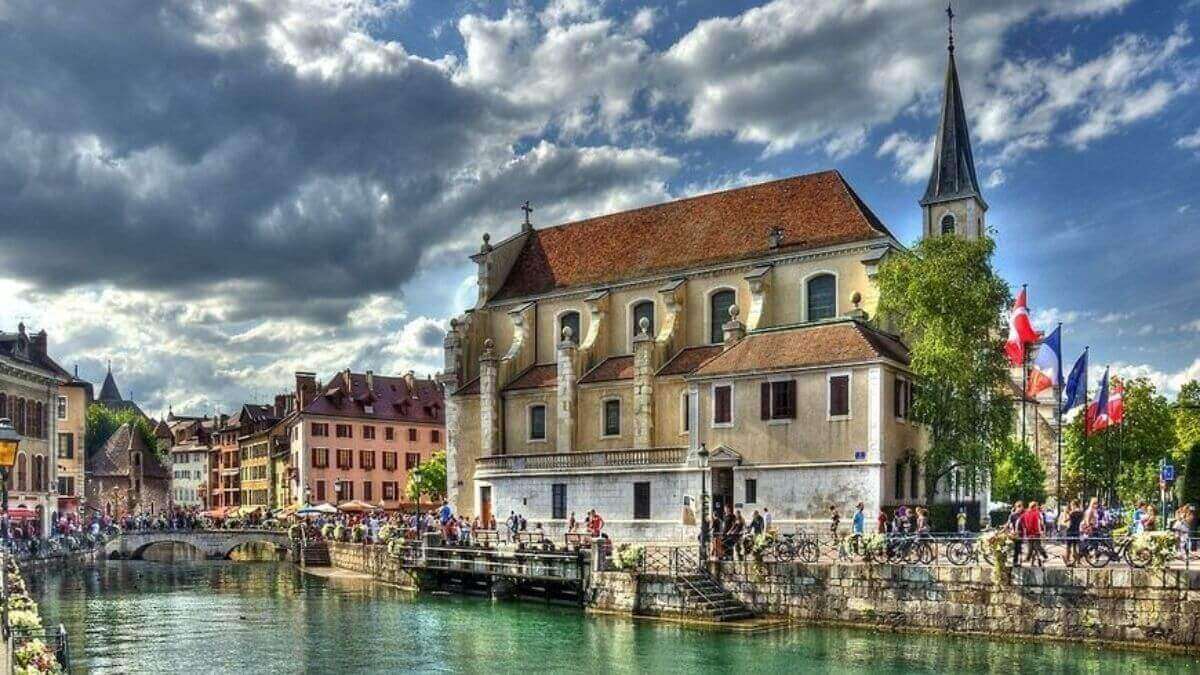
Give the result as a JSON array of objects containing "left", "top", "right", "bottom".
[{"left": 1026, "top": 325, "right": 1062, "bottom": 398}]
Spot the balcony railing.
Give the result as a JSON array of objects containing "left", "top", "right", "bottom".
[{"left": 476, "top": 446, "right": 688, "bottom": 473}]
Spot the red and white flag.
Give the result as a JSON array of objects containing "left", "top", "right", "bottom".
[
  {"left": 1107, "top": 379, "right": 1125, "bottom": 426},
  {"left": 1005, "top": 287, "right": 1041, "bottom": 366}
]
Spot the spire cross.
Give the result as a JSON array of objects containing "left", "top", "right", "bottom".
[
  {"left": 521, "top": 200, "right": 534, "bottom": 226},
  {"left": 946, "top": 2, "right": 955, "bottom": 53}
]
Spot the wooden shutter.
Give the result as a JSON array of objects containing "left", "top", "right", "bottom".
[
  {"left": 894, "top": 377, "right": 902, "bottom": 417},
  {"left": 784, "top": 380, "right": 797, "bottom": 418},
  {"left": 760, "top": 382, "right": 771, "bottom": 420}
]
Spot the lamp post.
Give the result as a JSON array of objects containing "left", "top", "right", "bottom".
[
  {"left": 0, "top": 418, "right": 20, "bottom": 516},
  {"left": 697, "top": 444, "right": 710, "bottom": 570}
]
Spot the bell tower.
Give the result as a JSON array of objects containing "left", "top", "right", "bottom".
[{"left": 921, "top": 4, "right": 987, "bottom": 240}]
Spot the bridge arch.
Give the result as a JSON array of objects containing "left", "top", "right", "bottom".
[{"left": 105, "top": 530, "right": 290, "bottom": 561}]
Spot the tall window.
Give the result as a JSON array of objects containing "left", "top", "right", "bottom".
[
  {"left": 16, "top": 454, "right": 26, "bottom": 492},
  {"left": 806, "top": 274, "right": 836, "bottom": 322},
  {"left": 363, "top": 481, "right": 373, "bottom": 502},
  {"left": 681, "top": 392, "right": 691, "bottom": 433},
  {"left": 311, "top": 423, "right": 328, "bottom": 437},
  {"left": 894, "top": 376, "right": 913, "bottom": 420},
  {"left": 385, "top": 427, "right": 395, "bottom": 441},
  {"left": 408, "top": 428, "right": 417, "bottom": 442},
  {"left": 559, "top": 311, "right": 581, "bottom": 343},
  {"left": 529, "top": 405, "right": 547, "bottom": 441},
  {"left": 894, "top": 462, "right": 905, "bottom": 500},
  {"left": 633, "top": 482, "right": 651, "bottom": 520},
  {"left": 909, "top": 459, "right": 920, "bottom": 499},
  {"left": 713, "top": 385, "right": 733, "bottom": 426},
  {"left": 405, "top": 453, "right": 421, "bottom": 470},
  {"left": 828, "top": 374, "right": 850, "bottom": 418},
  {"left": 941, "top": 213, "right": 956, "bottom": 235},
  {"left": 56, "top": 396, "right": 67, "bottom": 420},
  {"left": 760, "top": 380, "right": 795, "bottom": 420},
  {"left": 745, "top": 478, "right": 757, "bottom": 504},
  {"left": 58, "top": 433, "right": 74, "bottom": 459},
  {"left": 383, "top": 452, "right": 397, "bottom": 471},
  {"left": 709, "top": 290, "right": 735, "bottom": 344},
  {"left": 337, "top": 449, "right": 353, "bottom": 469},
  {"left": 552, "top": 483, "right": 567, "bottom": 520},
  {"left": 631, "top": 301, "right": 654, "bottom": 343},
  {"left": 431, "top": 430, "right": 440, "bottom": 443},
  {"left": 603, "top": 399, "right": 621, "bottom": 437},
  {"left": 362, "top": 425, "right": 376, "bottom": 440},
  {"left": 360, "top": 451, "right": 376, "bottom": 470},
  {"left": 335, "top": 424, "right": 352, "bottom": 438}
]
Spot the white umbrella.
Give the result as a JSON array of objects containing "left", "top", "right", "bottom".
[{"left": 297, "top": 502, "right": 338, "bottom": 516}]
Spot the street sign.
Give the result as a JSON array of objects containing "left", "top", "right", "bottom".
[
  {"left": 854, "top": 450, "right": 866, "bottom": 461},
  {"left": 1161, "top": 463, "right": 1175, "bottom": 482}
]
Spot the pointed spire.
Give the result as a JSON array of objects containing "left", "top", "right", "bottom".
[
  {"left": 99, "top": 367, "right": 123, "bottom": 403},
  {"left": 920, "top": 32, "right": 985, "bottom": 209}
]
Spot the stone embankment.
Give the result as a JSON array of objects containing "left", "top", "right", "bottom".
[{"left": 322, "top": 542, "right": 1200, "bottom": 652}]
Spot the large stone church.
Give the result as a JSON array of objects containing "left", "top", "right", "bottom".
[{"left": 441, "top": 32, "right": 1030, "bottom": 540}]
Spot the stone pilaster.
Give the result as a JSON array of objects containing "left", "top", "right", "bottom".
[
  {"left": 556, "top": 326, "right": 578, "bottom": 453},
  {"left": 580, "top": 289, "right": 610, "bottom": 372},
  {"left": 632, "top": 317, "right": 655, "bottom": 449},
  {"left": 743, "top": 265, "right": 772, "bottom": 331},
  {"left": 479, "top": 339, "right": 501, "bottom": 457}
]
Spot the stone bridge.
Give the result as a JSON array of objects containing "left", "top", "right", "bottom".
[{"left": 104, "top": 529, "right": 290, "bottom": 560}]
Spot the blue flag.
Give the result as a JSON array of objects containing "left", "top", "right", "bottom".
[{"left": 1061, "top": 349, "right": 1088, "bottom": 413}]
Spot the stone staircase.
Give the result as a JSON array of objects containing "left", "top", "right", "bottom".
[
  {"left": 297, "top": 542, "right": 331, "bottom": 567},
  {"left": 675, "top": 572, "right": 754, "bottom": 621}
]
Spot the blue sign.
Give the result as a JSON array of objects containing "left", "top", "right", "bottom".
[
  {"left": 854, "top": 450, "right": 866, "bottom": 461},
  {"left": 1162, "top": 464, "right": 1176, "bottom": 482}
]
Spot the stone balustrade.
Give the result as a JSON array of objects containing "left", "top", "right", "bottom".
[{"left": 475, "top": 446, "right": 687, "bottom": 475}]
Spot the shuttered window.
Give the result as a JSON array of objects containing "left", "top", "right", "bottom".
[
  {"left": 829, "top": 375, "right": 850, "bottom": 417},
  {"left": 713, "top": 385, "right": 732, "bottom": 425},
  {"left": 760, "top": 380, "right": 796, "bottom": 420}
]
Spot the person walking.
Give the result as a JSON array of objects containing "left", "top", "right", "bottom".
[
  {"left": 956, "top": 507, "right": 967, "bottom": 534},
  {"left": 1021, "top": 501, "right": 1046, "bottom": 567},
  {"left": 851, "top": 502, "right": 865, "bottom": 556},
  {"left": 1008, "top": 502, "right": 1025, "bottom": 567},
  {"left": 1064, "top": 500, "right": 1084, "bottom": 567}
]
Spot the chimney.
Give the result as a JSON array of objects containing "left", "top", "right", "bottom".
[
  {"left": 366, "top": 370, "right": 375, "bottom": 394},
  {"left": 404, "top": 370, "right": 416, "bottom": 393},
  {"left": 274, "top": 394, "right": 287, "bottom": 419},
  {"left": 768, "top": 226, "right": 784, "bottom": 249},
  {"left": 722, "top": 304, "right": 746, "bottom": 350},
  {"left": 295, "top": 372, "right": 317, "bottom": 410},
  {"left": 342, "top": 369, "right": 353, "bottom": 392}
]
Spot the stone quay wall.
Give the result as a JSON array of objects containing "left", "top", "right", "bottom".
[
  {"left": 326, "top": 542, "right": 419, "bottom": 588},
  {"left": 716, "top": 562, "right": 1200, "bottom": 649},
  {"left": 587, "top": 572, "right": 699, "bottom": 618}
]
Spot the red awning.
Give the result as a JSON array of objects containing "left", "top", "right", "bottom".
[{"left": 5, "top": 508, "right": 38, "bottom": 520}]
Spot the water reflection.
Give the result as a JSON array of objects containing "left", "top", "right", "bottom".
[{"left": 24, "top": 562, "right": 1198, "bottom": 674}]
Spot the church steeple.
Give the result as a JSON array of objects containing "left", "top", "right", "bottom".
[{"left": 921, "top": 3, "right": 987, "bottom": 240}]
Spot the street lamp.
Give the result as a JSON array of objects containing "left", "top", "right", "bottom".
[
  {"left": 0, "top": 418, "right": 20, "bottom": 515},
  {"left": 697, "top": 444, "right": 709, "bottom": 570}
]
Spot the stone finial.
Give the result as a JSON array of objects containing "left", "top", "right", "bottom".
[
  {"left": 768, "top": 227, "right": 784, "bottom": 249},
  {"left": 638, "top": 316, "right": 650, "bottom": 336},
  {"left": 851, "top": 291, "right": 862, "bottom": 309},
  {"left": 561, "top": 325, "right": 574, "bottom": 343},
  {"left": 722, "top": 304, "right": 745, "bottom": 348},
  {"left": 482, "top": 338, "right": 495, "bottom": 359},
  {"left": 728, "top": 304, "right": 740, "bottom": 320},
  {"left": 846, "top": 291, "right": 869, "bottom": 322},
  {"left": 480, "top": 232, "right": 493, "bottom": 254}
]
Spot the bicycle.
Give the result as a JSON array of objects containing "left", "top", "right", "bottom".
[
  {"left": 1081, "top": 533, "right": 1152, "bottom": 568},
  {"left": 944, "top": 536, "right": 996, "bottom": 566},
  {"left": 886, "top": 533, "right": 935, "bottom": 564},
  {"left": 772, "top": 532, "right": 819, "bottom": 563}
]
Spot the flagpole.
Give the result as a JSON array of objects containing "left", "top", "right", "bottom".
[
  {"left": 1081, "top": 347, "right": 1090, "bottom": 500},
  {"left": 1055, "top": 323, "right": 1063, "bottom": 512},
  {"left": 1020, "top": 284, "right": 1029, "bottom": 455}
]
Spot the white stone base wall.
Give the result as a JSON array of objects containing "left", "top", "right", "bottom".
[{"left": 478, "top": 462, "right": 885, "bottom": 543}]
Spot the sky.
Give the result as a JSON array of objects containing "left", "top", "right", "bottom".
[{"left": 0, "top": 0, "right": 1198, "bottom": 418}]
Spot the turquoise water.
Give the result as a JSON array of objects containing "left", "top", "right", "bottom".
[{"left": 26, "top": 562, "right": 1200, "bottom": 674}]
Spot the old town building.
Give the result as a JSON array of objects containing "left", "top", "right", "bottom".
[
  {"left": 165, "top": 414, "right": 216, "bottom": 508},
  {"left": 239, "top": 395, "right": 293, "bottom": 512},
  {"left": 55, "top": 373, "right": 91, "bottom": 517},
  {"left": 85, "top": 422, "right": 171, "bottom": 516},
  {"left": 0, "top": 324, "right": 70, "bottom": 533},
  {"left": 288, "top": 370, "right": 444, "bottom": 509}
]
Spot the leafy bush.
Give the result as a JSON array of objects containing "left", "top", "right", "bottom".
[
  {"left": 1181, "top": 441, "right": 1200, "bottom": 519},
  {"left": 1130, "top": 532, "right": 1177, "bottom": 569},
  {"left": 979, "top": 530, "right": 1014, "bottom": 585},
  {"left": 8, "top": 609, "right": 41, "bottom": 632},
  {"left": 614, "top": 543, "right": 644, "bottom": 571},
  {"left": 320, "top": 524, "right": 335, "bottom": 540},
  {"left": 15, "top": 638, "right": 60, "bottom": 674},
  {"left": 351, "top": 524, "right": 366, "bottom": 543}
]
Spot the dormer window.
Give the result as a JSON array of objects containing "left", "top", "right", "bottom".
[
  {"left": 631, "top": 301, "right": 654, "bottom": 345},
  {"left": 940, "top": 213, "right": 956, "bottom": 235}
]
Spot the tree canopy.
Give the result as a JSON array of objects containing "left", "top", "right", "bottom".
[
  {"left": 1062, "top": 376, "right": 1175, "bottom": 504},
  {"left": 406, "top": 450, "right": 447, "bottom": 503},
  {"left": 1176, "top": 381, "right": 1200, "bottom": 459},
  {"left": 991, "top": 438, "right": 1047, "bottom": 505},
  {"left": 85, "top": 403, "right": 159, "bottom": 459},
  {"left": 876, "top": 234, "right": 1015, "bottom": 498}
]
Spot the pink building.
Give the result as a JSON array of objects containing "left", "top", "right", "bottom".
[{"left": 289, "top": 370, "right": 445, "bottom": 509}]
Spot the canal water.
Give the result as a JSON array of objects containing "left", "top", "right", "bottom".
[{"left": 26, "top": 561, "right": 1199, "bottom": 674}]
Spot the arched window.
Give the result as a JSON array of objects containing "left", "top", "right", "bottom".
[
  {"left": 559, "top": 311, "right": 581, "bottom": 344},
  {"left": 806, "top": 274, "right": 837, "bottom": 322},
  {"left": 940, "top": 213, "right": 955, "bottom": 235},
  {"left": 0, "top": 394, "right": 6, "bottom": 421},
  {"left": 631, "top": 301, "right": 654, "bottom": 343},
  {"left": 32, "top": 455, "right": 43, "bottom": 492},
  {"left": 909, "top": 459, "right": 919, "bottom": 500},
  {"left": 709, "top": 290, "right": 736, "bottom": 344},
  {"left": 16, "top": 453, "right": 27, "bottom": 492},
  {"left": 15, "top": 398, "right": 25, "bottom": 436}
]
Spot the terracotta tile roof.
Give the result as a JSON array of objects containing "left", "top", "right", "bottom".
[
  {"left": 301, "top": 371, "right": 444, "bottom": 424},
  {"left": 503, "top": 364, "right": 558, "bottom": 391},
  {"left": 492, "top": 171, "right": 892, "bottom": 301},
  {"left": 579, "top": 355, "right": 634, "bottom": 384},
  {"left": 691, "top": 321, "right": 909, "bottom": 378},
  {"left": 657, "top": 345, "right": 723, "bottom": 377}
]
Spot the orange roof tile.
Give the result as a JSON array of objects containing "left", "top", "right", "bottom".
[
  {"left": 657, "top": 345, "right": 723, "bottom": 377},
  {"left": 503, "top": 364, "right": 558, "bottom": 391},
  {"left": 692, "top": 321, "right": 909, "bottom": 378},
  {"left": 492, "top": 170, "right": 891, "bottom": 301},
  {"left": 579, "top": 355, "right": 634, "bottom": 384}
]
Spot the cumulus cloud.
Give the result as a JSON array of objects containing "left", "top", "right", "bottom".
[
  {"left": 1179, "top": 128, "right": 1200, "bottom": 152},
  {"left": 877, "top": 133, "right": 935, "bottom": 184}
]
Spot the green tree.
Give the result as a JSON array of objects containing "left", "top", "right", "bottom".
[
  {"left": 85, "top": 403, "right": 159, "bottom": 459},
  {"left": 876, "top": 234, "right": 1015, "bottom": 499},
  {"left": 1176, "top": 381, "right": 1200, "bottom": 458},
  {"left": 991, "top": 439, "right": 1047, "bottom": 505},
  {"left": 406, "top": 450, "right": 447, "bottom": 503},
  {"left": 1181, "top": 441, "right": 1200, "bottom": 511},
  {"left": 1062, "top": 377, "right": 1175, "bottom": 504}
]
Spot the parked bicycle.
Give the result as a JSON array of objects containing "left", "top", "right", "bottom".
[
  {"left": 1080, "top": 534, "right": 1152, "bottom": 568},
  {"left": 945, "top": 535, "right": 996, "bottom": 567},
  {"left": 772, "top": 532, "right": 819, "bottom": 563}
]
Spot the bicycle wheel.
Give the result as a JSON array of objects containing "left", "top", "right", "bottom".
[
  {"left": 919, "top": 541, "right": 935, "bottom": 565},
  {"left": 1124, "top": 544, "right": 1153, "bottom": 569},
  {"left": 773, "top": 541, "right": 796, "bottom": 563},
  {"left": 887, "top": 544, "right": 905, "bottom": 564},
  {"left": 799, "top": 540, "right": 820, "bottom": 563},
  {"left": 946, "top": 541, "right": 971, "bottom": 566},
  {"left": 1084, "top": 544, "right": 1111, "bottom": 568}
]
